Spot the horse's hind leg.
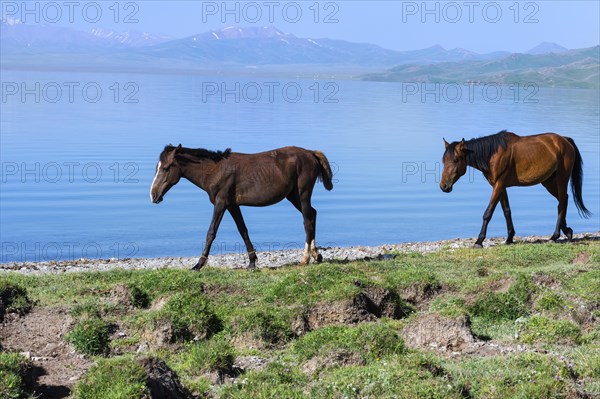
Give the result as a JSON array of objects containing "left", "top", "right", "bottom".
[
  {"left": 499, "top": 190, "right": 515, "bottom": 244},
  {"left": 228, "top": 205, "right": 258, "bottom": 269},
  {"left": 309, "top": 208, "right": 322, "bottom": 262},
  {"left": 542, "top": 176, "right": 572, "bottom": 241}
]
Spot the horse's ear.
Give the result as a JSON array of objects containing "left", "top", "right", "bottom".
[
  {"left": 175, "top": 144, "right": 182, "bottom": 153},
  {"left": 456, "top": 138, "right": 466, "bottom": 153},
  {"left": 443, "top": 138, "right": 449, "bottom": 149}
]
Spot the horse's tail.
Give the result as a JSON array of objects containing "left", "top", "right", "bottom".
[
  {"left": 312, "top": 150, "right": 333, "bottom": 191},
  {"left": 566, "top": 137, "right": 591, "bottom": 218}
]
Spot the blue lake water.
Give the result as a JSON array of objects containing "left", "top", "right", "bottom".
[{"left": 1, "top": 70, "right": 599, "bottom": 263}]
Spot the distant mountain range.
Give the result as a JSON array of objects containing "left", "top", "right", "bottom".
[
  {"left": 363, "top": 46, "right": 600, "bottom": 89},
  {"left": 0, "top": 18, "right": 170, "bottom": 52},
  {"left": 1, "top": 22, "right": 511, "bottom": 66},
  {"left": 526, "top": 42, "right": 569, "bottom": 55},
  {"left": 1, "top": 20, "right": 598, "bottom": 88}
]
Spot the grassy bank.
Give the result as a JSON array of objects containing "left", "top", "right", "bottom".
[{"left": 1, "top": 240, "right": 598, "bottom": 398}]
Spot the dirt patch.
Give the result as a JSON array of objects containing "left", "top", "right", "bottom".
[
  {"left": 139, "top": 356, "right": 193, "bottom": 399},
  {"left": 137, "top": 319, "right": 175, "bottom": 352},
  {"left": 0, "top": 306, "right": 93, "bottom": 398},
  {"left": 291, "top": 312, "right": 310, "bottom": 337},
  {"left": 307, "top": 294, "right": 376, "bottom": 330},
  {"left": 150, "top": 295, "right": 169, "bottom": 311},
  {"left": 302, "top": 349, "right": 365, "bottom": 375},
  {"left": 532, "top": 273, "right": 561, "bottom": 290},
  {"left": 401, "top": 313, "right": 476, "bottom": 351},
  {"left": 398, "top": 282, "right": 444, "bottom": 309},
  {"left": 231, "top": 331, "right": 266, "bottom": 351},
  {"left": 485, "top": 277, "right": 513, "bottom": 293},
  {"left": 107, "top": 284, "right": 149, "bottom": 311},
  {"left": 572, "top": 252, "right": 591, "bottom": 265},
  {"left": 306, "top": 286, "right": 411, "bottom": 330},
  {"left": 363, "top": 286, "right": 408, "bottom": 318}
]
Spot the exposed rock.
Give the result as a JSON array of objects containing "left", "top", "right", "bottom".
[
  {"left": 234, "top": 356, "right": 268, "bottom": 373},
  {"left": 3, "top": 232, "right": 596, "bottom": 275}
]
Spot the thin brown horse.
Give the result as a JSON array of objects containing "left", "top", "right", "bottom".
[
  {"left": 440, "top": 130, "right": 591, "bottom": 247},
  {"left": 150, "top": 145, "right": 333, "bottom": 270}
]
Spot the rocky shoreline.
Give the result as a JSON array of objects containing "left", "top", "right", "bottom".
[{"left": 2, "top": 232, "right": 598, "bottom": 275}]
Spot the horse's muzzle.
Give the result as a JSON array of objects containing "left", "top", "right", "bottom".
[
  {"left": 440, "top": 183, "right": 453, "bottom": 193},
  {"left": 151, "top": 193, "right": 163, "bottom": 204}
]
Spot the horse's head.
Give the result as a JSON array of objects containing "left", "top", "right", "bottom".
[
  {"left": 150, "top": 144, "right": 183, "bottom": 203},
  {"left": 440, "top": 138, "right": 467, "bottom": 193}
]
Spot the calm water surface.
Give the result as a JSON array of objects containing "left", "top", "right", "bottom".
[{"left": 1, "top": 71, "right": 598, "bottom": 262}]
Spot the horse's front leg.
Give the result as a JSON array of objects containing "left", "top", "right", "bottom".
[
  {"left": 228, "top": 205, "right": 258, "bottom": 269},
  {"left": 499, "top": 190, "right": 515, "bottom": 244},
  {"left": 474, "top": 186, "right": 503, "bottom": 248},
  {"left": 193, "top": 201, "right": 226, "bottom": 270}
]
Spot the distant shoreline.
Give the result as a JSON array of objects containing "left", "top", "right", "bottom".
[{"left": 2, "top": 232, "right": 598, "bottom": 275}]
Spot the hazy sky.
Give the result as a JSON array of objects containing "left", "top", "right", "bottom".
[{"left": 4, "top": 1, "right": 599, "bottom": 53}]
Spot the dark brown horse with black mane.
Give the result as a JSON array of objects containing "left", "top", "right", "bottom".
[
  {"left": 441, "top": 130, "right": 591, "bottom": 247},
  {"left": 150, "top": 145, "right": 333, "bottom": 270}
]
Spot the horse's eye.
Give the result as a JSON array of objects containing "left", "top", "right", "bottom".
[{"left": 453, "top": 159, "right": 458, "bottom": 164}]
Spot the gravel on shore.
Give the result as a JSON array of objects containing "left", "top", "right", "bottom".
[{"left": 1, "top": 232, "right": 598, "bottom": 275}]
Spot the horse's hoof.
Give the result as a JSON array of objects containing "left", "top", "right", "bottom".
[
  {"left": 472, "top": 243, "right": 483, "bottom": 249},
  {"left": 505, "top": 238, "right": 514, "bottom": 245},
  {"left": 565, "top": 228, "right": 573, "bottom": 242},
  {"left": 315, "top": 254, "right": 323, "bottom": 263},
  {"left": 192, "top": 258, "right": 207, "bottom": 271},
  {"left": 549, "top": 234, "right": 560, "bottom": 242}
]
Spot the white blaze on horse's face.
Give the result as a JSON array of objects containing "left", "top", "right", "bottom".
[{"left": 150, "top": 161, "right": 163, "bottom": 203}]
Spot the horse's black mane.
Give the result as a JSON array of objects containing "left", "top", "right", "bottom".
[
  {"left": 447, "top": 130, "right": 509, "bottom": 173},
  {"left": 162, "top": 145, "right": 232, "bottom": 163}
]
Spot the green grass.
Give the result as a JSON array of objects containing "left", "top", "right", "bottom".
[
  {"left": 161, "top": 291, "right": 223, "bottom": 341},
  {"left": 175, "top": 333, "right": 235, "bottom": 376},
  {"left": 67, "top": 316, "right": 112, "bottom": 356},
  {"left": 72, "top": 356, "right": 148, "bottom": 399},
  {"left": 292, "top": 322, "right": 405, "bottom": 363},
  {"left": 1, "top": 240, "right": 598, "bottom": 398},
  {"left": 308, "top": 353, "right": 460, "bottom": 399},
  {"left": 535, "top": 292, "right": 566, "bottom": 312},
  {"left": 236, "top": 307, "right": 295, "bottom": 346},
  {"left": 0, "top": 281, "right": 32, "bottom": 318},
  {"left": 519, "top": 316, "right": 582, "bottom": 345},
  {"left": 445, "top": 351, "right": 577, "bottom": 398},
  {"left": 0, "top": 352, "right": 33, "bottom": 399},
  {"left": 220, "top": 362, "right": 308, "bottom": 399}
]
